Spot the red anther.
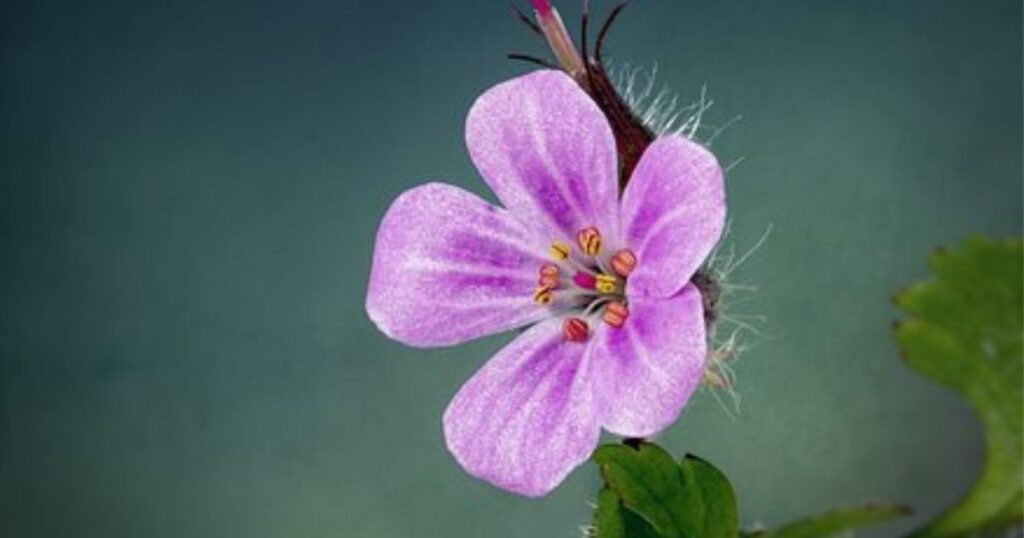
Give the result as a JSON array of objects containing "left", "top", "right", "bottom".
[
  {"left": 562, "top": 317, "right": 589, "bottom": 342},
  {"left": 602, "top": 301, "right": 629, "bottom": 327},
  {"left": 538, "top": 263, "right": 560, "bottom": 288},
  {"left": 611, "top": 249, "right": 637, "bottom": 277},
  {"left": 573, "top": 271, "right": 596, "bottom": 289}
]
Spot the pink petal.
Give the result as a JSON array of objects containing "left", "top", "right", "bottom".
[
  {"left": 443, "top": 318, "right": 600, "bottom": 497},
  {"left": 366, "top": 183, "right": 548, "bottom": 347},
  {"left": 589, "top": 284, "right": 707, "bottom": 437},
  {"left": 621, "top": 136, "right": 726, "bottom": 299},
  {"left": 466, "top": 70, "right": 619, "bottom": 243}
]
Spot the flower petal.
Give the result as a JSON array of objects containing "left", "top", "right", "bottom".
[
  {"left": 366, "top": 183, "right": 548, "bottom": 347},
  {"left": 590, "top": 284, "right": 706, "bottom": 437},
  {"left": 621, "top": 136, "right": 725, "bottom": 298},
  {"left": 443, "top": 318, "right": 599, "bottom": 497},
  {"left": 466, "top": 70, "right": 619, "bottom": 242}
]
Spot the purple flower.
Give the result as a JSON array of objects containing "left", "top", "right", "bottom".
[{"left": 366, "top": 70, "right": 725, "bottom": 497}]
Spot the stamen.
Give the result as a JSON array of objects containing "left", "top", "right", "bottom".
[
  {"left": 602, "top": 301, "right": 629, "bottom": 327},
  {"left": 595, "top": 273, "right": 617, "bottom": 294},
  {"left": 582, "top": 296, "right": 611, "bottom": 316},
  {"left": 550, "top": 241, "right": 571, "bottom": 260},
  {"left": 562, "top": 317, "right": 589, "bottom": 342},
  {"left": 577, "top": 227, "right": 602, "bottom": 256},
  {"left": 534, "top": 286, "right": 555, "bottom": 304},
  {"left": 538, "top": 263, "right": 560, "bottom": 288},
  {"left": 573, "top": 271, "right": 596, "bottom": 289},
  {"left": 611, "top": 249, "right": 636, "bottom": 277}
]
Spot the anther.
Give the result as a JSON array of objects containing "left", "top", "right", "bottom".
[
  {"left": 576, "top": 227, "right": 602, "bottom": 256},
  {"left": 703, "top": 368, "right": 732, "bottom": 388},
  {"left": 611, "top": 249, "right": 636, "bottom": 278},
  {"left": 573, "top": 271, "right": 596, "bottom": 289},
  {"left": 534, "top": 286, "right": 555, "bottom": 305},
  {"left": 602, "top": 301, "right": 629, "bottom": 327},
  {"left": 538, "top": 263, "right": 560, "bottom": 288},
  {"left": 550, "top": 241, "right": 571, "bottom": 261},
  {"left": 595, "top": 274, "right": 617, "bottom": 294},
  {"left": 562, "top": 317, "right": 589, "bottom": 342}
]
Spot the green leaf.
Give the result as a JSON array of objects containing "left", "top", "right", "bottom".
[
  {"left": 594, "top": 488, "right": 628, "bottom": 538},
  {"left": 593, "top": 443, "right": 691, "bottom": 537},
  {"left": 592, "top": 487, "right": 661, "bottom": 538},
  {"left": 592, "top": 442, "right": 739, "bottom": 538},
  {"left": 752, "top": 503, "right": 912, "bottom": 538},
  {"left": 679, "top": 454, "right": 739, "bottom": 538},
  {"left": 893, "top": 237, "right": 1024, "bottom": 536}
]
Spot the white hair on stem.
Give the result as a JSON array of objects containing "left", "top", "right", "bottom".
[
  {"left": 608, "top": 61, "right": 768, "bottom": 418},
  {"left": 607, "top": 61, "right": 741, "bottom": 145},
  {"left": 608, "top": 61, "right": 768, "bottom": 417},
  {"left": 699, "top": 223, "right": 774, "bottom": 417}
]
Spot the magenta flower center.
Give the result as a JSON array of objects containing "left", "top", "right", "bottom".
[{"left": 532, "top": 226, "right": 637, "bottom": 342}]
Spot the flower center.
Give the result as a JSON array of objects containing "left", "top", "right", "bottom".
[{"left": 532, "top": 226, "right": 637, "bottom": 342}]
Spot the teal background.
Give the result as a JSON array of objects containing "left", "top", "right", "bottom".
[{"left": 1, "top": 0, "right": 1021, "bottom": 536}]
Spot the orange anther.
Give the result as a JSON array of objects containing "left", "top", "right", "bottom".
[
  {"left": 602, "top": 301, "right": 629, "bottom": 327},
  {"left": 611, "top": 249, "right": 636, "bottom": 277},
  {"left": 538, "top": 263, "right": 560, "bottom": 288}
]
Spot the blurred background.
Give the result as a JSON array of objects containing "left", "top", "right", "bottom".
[{"left": 1, "top": 0, "right": 1021, "bottom": 536}]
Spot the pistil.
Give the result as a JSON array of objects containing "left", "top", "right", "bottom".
[
  {"left": 531, "top": 0, "right": 586, "bottom": 80},
  {"left": 537, "top": 226, "right": 635, "bottom": 340}
]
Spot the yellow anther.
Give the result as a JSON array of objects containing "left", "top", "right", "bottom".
[
  {"left": 576, "top": 227, "right": 602, "bottom": 256},
  {"left": 533, "top": 286, "right": 555, "bottom": 305},
  {"left": 549, "top": 241, "right": 571, "bottom": 260},
  {"left": 595, "top": 274, "right": 617, "bottom": 294}
]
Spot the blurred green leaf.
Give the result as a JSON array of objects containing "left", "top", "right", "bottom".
[
  {"left": 744, "top": 503, "right": 911, "bottom": 538},
  {"left": 893, "top": 237, "right": 1024, "bottom": 536},
  {"left": 591, "top": 442, "right": 738, "bottom": 538}
]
